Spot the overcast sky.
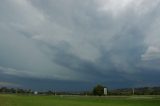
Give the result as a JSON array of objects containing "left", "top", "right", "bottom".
[{"left": 0, "top": 0, "right": 160, "bottom": 90}]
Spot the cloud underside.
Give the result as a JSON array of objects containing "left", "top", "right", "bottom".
[
  {"left": 0, "top": 0, "right": 160, "bottom": 86},
  {"left": 0, "top": 81, "right": 19, "bottom": 87}
]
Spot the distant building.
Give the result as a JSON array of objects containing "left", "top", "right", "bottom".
[
  {"left": 34, "top": 91, "right": 38, "bottom": 95},
  {"left": 104, "top": 88, "right": 108, "bottom": 95}
]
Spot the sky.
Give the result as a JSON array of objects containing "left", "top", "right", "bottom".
[{"left": 0, "top": 0, "right": 160, "bottom": 91}]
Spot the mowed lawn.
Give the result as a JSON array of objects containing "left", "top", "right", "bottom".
[{"left": 0, "top": 94, "right": 160, "bottom": 106}]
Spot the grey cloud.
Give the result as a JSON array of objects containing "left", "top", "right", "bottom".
[
  {"left": 0, "top": 0, "right": 160, "bottom": 89},
  {"left": 0, "top": 81, "right": 19, "bottom": 87}
]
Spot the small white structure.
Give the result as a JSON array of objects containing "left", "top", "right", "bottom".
[
  {"left": 34, "top": 91, "right": 38, "bottom": 95},
  {"left": 132, "top": 88, "right": 135, "bottom": 95},
  {"left": 104, "top": 88, "right": 108, "bottom": 95}
]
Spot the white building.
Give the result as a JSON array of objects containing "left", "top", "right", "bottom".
[
  {"left": 34, "top": 91, "right": 38, "bottom": 95},
  {"left": 104, "top": 88, "right": 108, "bottom": 95}
]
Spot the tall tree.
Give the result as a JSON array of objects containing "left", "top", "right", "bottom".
[{"left": 93, "top": 84, "right": 104, "bottom": 96}]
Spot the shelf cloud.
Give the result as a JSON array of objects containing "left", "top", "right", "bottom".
[{"left": 0, "top": 0, "right": 160, "bottom": 89}]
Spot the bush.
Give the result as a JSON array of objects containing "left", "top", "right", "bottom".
[{"left": 93, "top": 85, "right": 104, "bottom": 96}]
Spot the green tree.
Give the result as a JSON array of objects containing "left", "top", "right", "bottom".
[{"left": 93, "top": 84, "right": 104, "bottom": 96}]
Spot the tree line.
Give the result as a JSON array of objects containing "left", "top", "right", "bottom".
[
  {"left": 0, "top": 85, "right": 160, "bottom": 96},
  {"left": 93, "top": 85, "right": 160, "bottom": 96}
]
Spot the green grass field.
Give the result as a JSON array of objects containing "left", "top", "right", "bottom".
[{"left": 0, "top": 94, "right": 160, "bottom": 106}]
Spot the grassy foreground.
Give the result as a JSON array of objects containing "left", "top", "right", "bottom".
[{"left": 0, "top": 94, "right": 160, "bottom": 106}]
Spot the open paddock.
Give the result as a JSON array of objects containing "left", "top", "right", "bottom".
[{"left": 0, "top": 94, "right": 160, "bottom": 106}]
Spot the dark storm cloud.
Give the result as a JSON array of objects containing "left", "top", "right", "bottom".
[{"left": 0, "top": 0, "right": 160, "bottom": 89}]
